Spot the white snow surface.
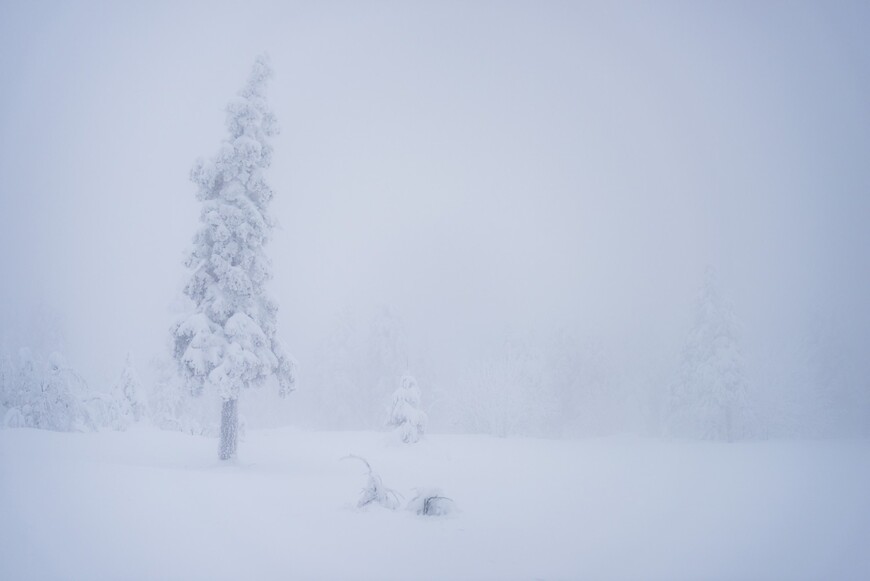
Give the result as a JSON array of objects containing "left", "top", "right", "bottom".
[{"left": 1, "top": 427, "right": 869, "bottom": 581}]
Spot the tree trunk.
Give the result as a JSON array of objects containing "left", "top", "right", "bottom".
[{"left": 219, "top": 397, "right": 238, "bottom": 460}]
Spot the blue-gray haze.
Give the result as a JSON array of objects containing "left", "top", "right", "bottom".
[{"left": 1, "top": 1, "right": 868, "bottom": 435}]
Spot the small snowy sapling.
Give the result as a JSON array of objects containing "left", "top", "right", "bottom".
[
  {"left": 342, "top": 455, "right": 402, "bottom": 510},
  {"left": 387, "top": 373, "right": 427, "bottom": 443},
  {"left": 116, "top": 352, "right": 146, "bottom": 423}
]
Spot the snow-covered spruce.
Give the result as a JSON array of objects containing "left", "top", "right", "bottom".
[
  {"left": 172, "top": 55, "right": 295, "bottom": 460},
  {"left": 387, "top": 373, "right": 427, "bottom": 443},
  {"left": 342, "top": 455, "right": 402, "bottom": 510}
]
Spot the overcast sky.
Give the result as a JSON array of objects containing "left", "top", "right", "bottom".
[{"left": 1, "top": 0, "right": 868, "bottom": 389}]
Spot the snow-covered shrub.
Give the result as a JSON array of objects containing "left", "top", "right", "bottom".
[
  {"left": 387, "top": 373, "right": 427, "bottom": 443},
  {"left": 342, "top": 455, "right": 402, "bottom": 510},
  {"left": 407, "top": 488, "right": 455, "bottom": 516}
]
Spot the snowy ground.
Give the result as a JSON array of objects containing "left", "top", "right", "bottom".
[{"left": 1, "top": 427, "right": 869, "bottom": 581}]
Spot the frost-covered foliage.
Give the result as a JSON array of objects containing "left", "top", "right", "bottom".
[
  {"left": 342, "top": 455, "right": 402, "bottom": 510},
  {"left": 667, "top": 268, "right": 754, "bottom": 441},
  {"left": 387, "top": 373, "right": 427, "bottom": 443},
  {"left": 171, "top": 55, "right": 295, "bottom": 459},
  {"left": 0, "top": 349, "right": 125, "bottom": 432},
  {"left": 407, "top": 488, "right": 455, "bottom": 516}
]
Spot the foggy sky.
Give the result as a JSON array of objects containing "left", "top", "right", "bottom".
[{"left": 1, "top": 0, "right": 868, "bottom": 392}]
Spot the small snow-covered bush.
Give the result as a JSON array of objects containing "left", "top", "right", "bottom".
[
  {"left": 342, "top": 455, "right": 402, "bottom": 510},
  {"left": 407, "top": 488, "right": 455, "bottom": 516}
]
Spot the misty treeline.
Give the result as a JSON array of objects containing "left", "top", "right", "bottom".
[
  {"left": 1, "top": 263, "right": 868, "bottom": 440},
  {"left": 0, "top": 310, "right": 218, "bottom": 436},
  {"left": 293, "top": 271, "right": 869, "bottom": 440}
]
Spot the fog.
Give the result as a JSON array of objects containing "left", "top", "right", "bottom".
[{"left": 1, "top": 1, "right": 868, "bottom": 436}]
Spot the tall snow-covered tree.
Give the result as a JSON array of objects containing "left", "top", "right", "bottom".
[
  {"left": 668, "top": 267, "right": 753, "bottom": 441},
  {"left": 387, "top": 373, "right": 427, "bottom": 443},
  {"left": 172, "top": 55, "right": 296, "bottom": 460}
]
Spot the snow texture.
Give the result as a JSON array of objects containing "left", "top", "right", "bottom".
[{"left": 1, "top": 427, "right": 868, "bottom": 581}]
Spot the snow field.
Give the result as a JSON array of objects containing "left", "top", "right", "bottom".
[{"left": 1, "top": 428, "right": 869, "bottom": 580}]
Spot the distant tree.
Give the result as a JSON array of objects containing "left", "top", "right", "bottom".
[
  {"left": 668, "top": 267, "right": 753, "bottom": 441},
  {"left": 548, "top": 329, "right": 626, "bottom": 437},
  {"left": 387, "top": 373, "right": 427, "bottom": 443},
  {"left": 0, "top": 344, "right": 128, "bottom": 432},
  {"left": 148, "top": 355, "right": 186, "bottom": 431},
  {"left": 367, "top": 306, "right": 407, "bottom": 426},
  {"left": 116, "top": 353, "right": 146, "bottom": 423},
  {"left": 10, "top": 348, "right": 40, "bottom": 427},
  {"left": 0, "top": 349, "right": 23, "bottom": 427},
  {"left": 310, "top": 308, "right": 364, "bottom": 429},
  {"left": 40, "top": 352, "right": 80, "bottom": 431},
  {"left": 0, "top": 350, "right": 12, "bottom": 415},
  {"left": 797, "top": 315, "right": 867, "bottom": 438},
  {"left": 31, "top": 352, "right": 105, "bottom": 432},
  {"left": 454, "top": 334, "right": 556, "bottom": 438},
  {"left": 172, "top": 55, "right": 295, "bottom": 460}
]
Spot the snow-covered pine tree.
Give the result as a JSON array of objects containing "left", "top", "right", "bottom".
[
  {"left": 172, "top": 55, "right": 296, "bottom": 460},
  {"left": 387, "top": 373, "right": 427, "bottom": 443},
  {"left": 668, "top": 267, "right": 753, "bottom": 441}
]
